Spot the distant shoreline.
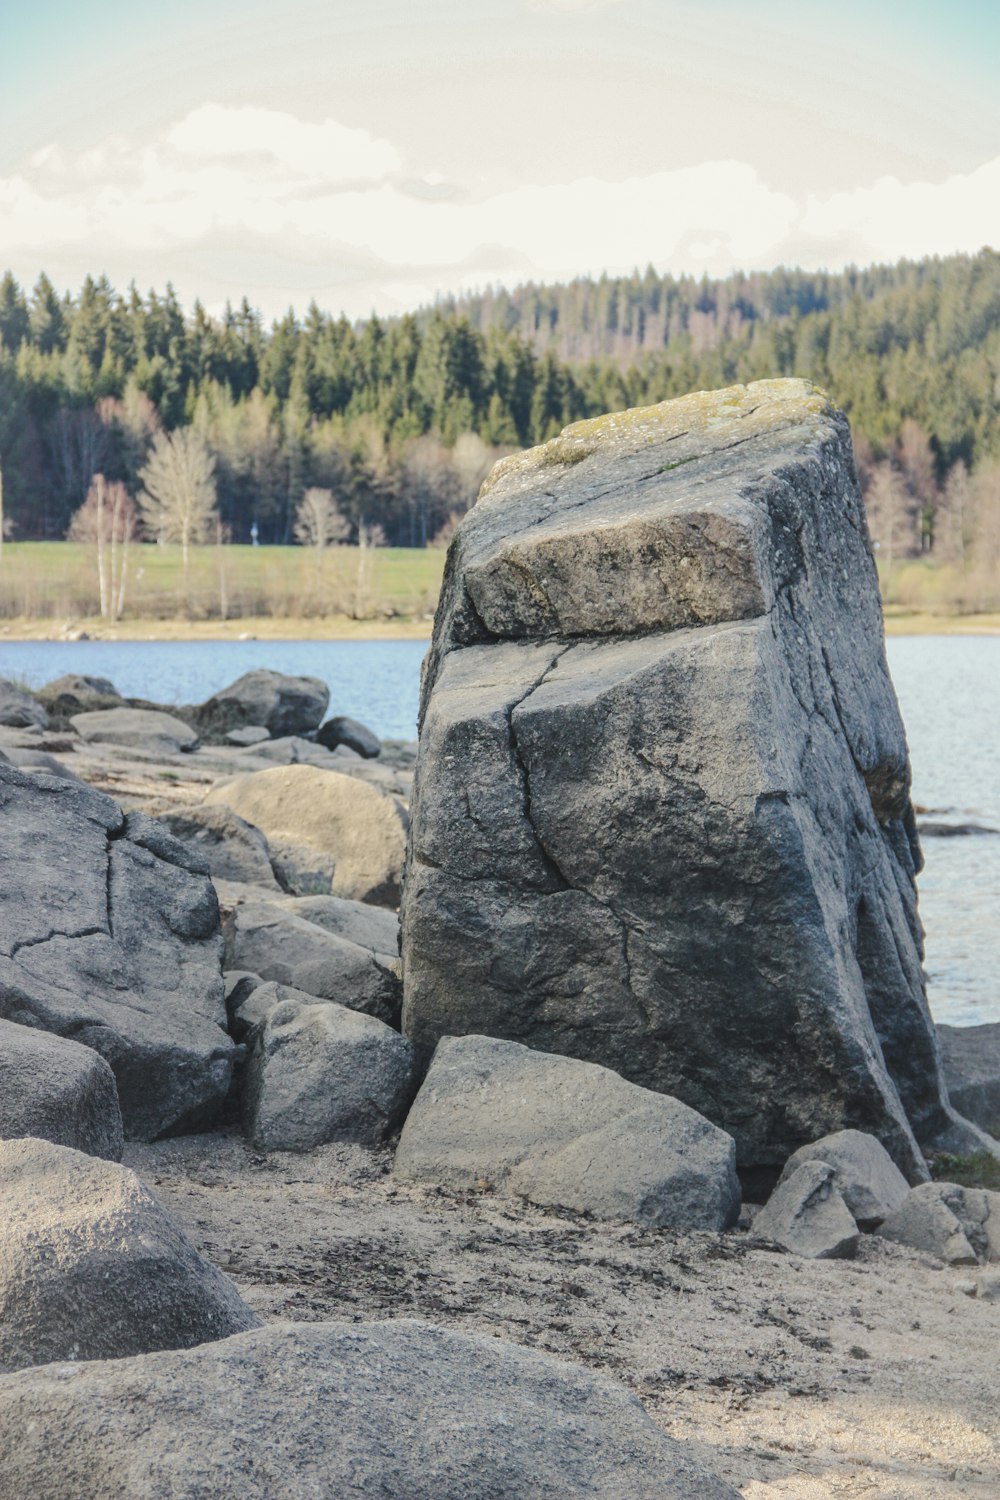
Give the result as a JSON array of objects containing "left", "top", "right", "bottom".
[{"left": 1, "top": 611, "right": 1000, "bottom": 643}]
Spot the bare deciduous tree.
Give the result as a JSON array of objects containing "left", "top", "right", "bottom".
[
  {"left": 137, "top": 428, "right": 218, "bottom": 581},
  {"left": 294, "top": 487, "right": 350, "bottom": 551},
  {"left": 863, "top": 462, "right": 910, "bottom": 598},
  {"left": 68, "top": 474, "right": 137, "bottom": 621}
]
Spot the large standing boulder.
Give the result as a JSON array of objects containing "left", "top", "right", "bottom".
[
  {"left": 0, "top": 679, "right": 47, "bottom": 730},
  {"left": 0, "top": 1018, "right": 124, "bottom": 1161},
  {"left": 0, "top": 1138, "right": 259, "bottom": 1372},
  {"left": 0, "top": 1320, "right": 739, "bottom": 1500},
  {"left": 189, "top": 669, "right": 329, "bottom": 741},
  {"left": 402, "top": 381, "right": 984, "bottom": 1180},
  {"left": 243, "top": 999, "right": 418, "bottom": 1151},
  {"left": 0, "top": 766, "right": 233, "bottom": 1139},
  {"left": 204, "top": 764, "right": 407, "bottom": 905},
  {"left": 70, "top": 707, "right": 199, "bottom": 754},
  {"left": 395, "top": 1033, "right": 740, "bottom": 1230},
  {"left": 222, "top": 900, "right": 400, "bottom": 1025},
  {"left": 938, "top": 1022, "right": 1000, "bottom": 1139}
]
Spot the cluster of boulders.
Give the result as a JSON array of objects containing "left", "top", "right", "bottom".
[{"left": 1, "top": 381, "right": 999, "bottom": 1496}]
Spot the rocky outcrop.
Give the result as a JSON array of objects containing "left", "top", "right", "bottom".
[
  {"left": 222, "top": 900, "right": 401, "bottom": 1025},
  {"left": 0, "top": 1138, "right": 259, "bottom": 1371},
  {"left": 188, "top": 669, "right": 329, "bottom": 741},
  {"left": 243, "top": 1000, "right": 418, "bottom": 1151},
  {"left": 402, "top": 380, "right": 982, "bottom": 1180},
  {"left": 753, "top": 1161, "right": 859, "bottom": 1259},
  {"left": 0, "top": 1320, "right": 738, "bottom": 1499},
  {"left": 938, "top": 1022, "right": 1000, "bottom": 1138},
  {"left": 395, "top": 1034, "right": 741, "bottom": 1230},
  {"left": 205, "top": 764, "right": 407, "bottom": 905},
  {"left": 70, "top": 706, "right": 200, "bottom": 754},
  {"left": 0, "top": 1019, "right": 124, "bottom": 1161},
  {"left": 776, "top": 1129, "right": 909, "bottom": 1230},
  {"left": 0, "top": 765, "right": 233, "bottom": 1139},
  {"left": 36, "top": 674, "right": 122, "bottom": 728}
]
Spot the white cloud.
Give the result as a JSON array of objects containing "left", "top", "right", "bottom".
[{"left": 1, "top": 103, "right": 998, "bottom": 321}]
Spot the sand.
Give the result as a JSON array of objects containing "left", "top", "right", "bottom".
[{"left": 125, "top": 1131, "right": 1000, "bottom": 1499}]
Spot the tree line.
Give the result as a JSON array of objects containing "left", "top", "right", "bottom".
[{"left": 0, "top": 252, "right": 999, "bottom": 605}]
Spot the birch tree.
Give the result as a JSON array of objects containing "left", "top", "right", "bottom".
[{"left": 137, "top": 428, "right": 218, "bottom": 585}]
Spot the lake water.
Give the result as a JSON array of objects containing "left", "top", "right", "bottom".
[{"left": 1, "top": 634, "right": 997, "bottom": 1027}]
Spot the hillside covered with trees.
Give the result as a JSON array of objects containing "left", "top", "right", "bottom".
[{"left": 0, "top": 249, "right": 999, "bottom": 611}]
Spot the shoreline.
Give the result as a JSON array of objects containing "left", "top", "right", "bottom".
[
  {"left": 1, "top": 611, "right": 1000, "bottom": 642},
  {"left": 0, "top": 615, "right": 435, "bottom": 642}
]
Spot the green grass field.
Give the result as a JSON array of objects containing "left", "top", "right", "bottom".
[{"left": 0, "top": 541, "right": 446, "bottom": 625}]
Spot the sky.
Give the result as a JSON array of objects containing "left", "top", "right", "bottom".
[{"left": 2, "top": 0, "right": 999, "bottom": 322}]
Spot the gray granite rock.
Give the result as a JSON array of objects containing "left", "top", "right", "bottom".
[
  {"left": 0, "top": 1319, "right": 737, "bottom": 1499},
  {"left": 777, "top": 1129, "right": 909, "bottom": 1230},
  {"left": 403, "top": 380, "right": 983, "bottom": 1181},
  {"left": 395, "top": 1033, "right": 740, "bottom": 1230},
  {"left": 205, "top": 764, "right": 407, "bottom": 905},
  {"left": 222, "top": 899, "right": 400, "bottom": 1026},
  {"left": 243, "top": 999, "right": 418, "bottom": 1150},
  {"left": 316, "top": 714, "right": 382, "bottom": 758},
  {"left": 0, "top": 765, "right": 232, "bottom": 1140},
  {"left": 70, "top": 706, "right": 200, "bottom": 753},
  {"left": 938, "top": 1022, "right": 1000, "bottom": 1139},
  {"left": 0, "top": 679, "right": 47, "bottom": 730},
  {"left": 154, "top": 804, "right": 281, "bottom": 889},
  {"left": 877, "top": 1181, "right": 1000, "bottom": 1264},
  {"left": 0, "top": 1019, "right": 124, "bottom": 1161},
  {"left": 754, "top": 1161, "right": 860, "bottom": 1259},
  {"left": 189, "top": 669, "right": 329, "bottom": 741},
  {"left": 0, "top": 1138, "right": 259, "bottom": 1372}
]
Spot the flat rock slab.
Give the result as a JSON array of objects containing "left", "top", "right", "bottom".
[
  {"left": 223, "top": 900, "right": 400, "bottom": 1026},
  {"left": 71, "top": 707, "right": 200, "bottom": 754},
  {"left": 0, "top": 1018, "right": 124, "bottom": 1161},
  {"left": 777, "top": 1129, "right": 909, "bottom": 1230},
  {"left": 205, "top": 763, "right": 407, "bottom": 906},
  {"left": 0, "top": 765, "right": 232, "bottom": 1139},
  {"left": 754, "top": 1161, "right": 860, "bottom": 1259},
  {"left": 0, "top": 1319, "right": 738, "bottom": 1499},
  {"left": 243, "top": 999, "right": 418, "bottom": 1150},
  {"left": 0, "top": 1137, "right": 259, "bottom": 1372},
  {"left": 395, "top": 1033, "right": 740, "bottom": 1230},
  {"left": 404, "top": 379, "right": 973, "bottom": 1180}
]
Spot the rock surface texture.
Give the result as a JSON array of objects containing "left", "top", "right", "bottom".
[
  {"left": 402, "top": 380, "right": 979, "bottom": 1179},
  {"left": 0, "top": 1319, "right": 738, "bottom": 1499},
  {"left": 243, "top": 1000, "right": 418, "bottom": 1151},
  {"left": 0, "top": 1019, "right": 124, "bottom": 1161},
  {"left": 70, "top": 706, "right": 200, "bottom": 754},
  {"left": 395, "top": 1034, "right": 741, "bottom": 1230},
  {"left": 0, "top": 766, "right": 232, "bottom": 1139},
  {"left": 0, "top": 1138, "right": 259, "bottom": 1372}
]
